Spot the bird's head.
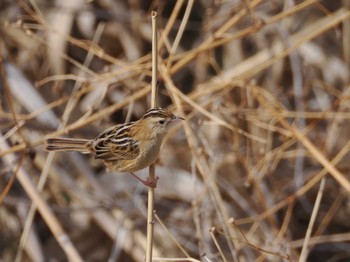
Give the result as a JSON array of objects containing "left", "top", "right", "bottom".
[{"left": 141, "top": 107, "right": 183, "bottom": 137}]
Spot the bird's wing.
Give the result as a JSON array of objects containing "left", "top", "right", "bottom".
[{"left": 92, "top": 124, "right": 140, "bottom": 161}]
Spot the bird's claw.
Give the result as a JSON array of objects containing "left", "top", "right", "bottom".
[{"left": 143, "top": 176, "right": 159, "bottom": 188}]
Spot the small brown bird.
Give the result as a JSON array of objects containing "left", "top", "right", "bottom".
[{"left": 45, "top": 107, "right": 183, "bottom": 187}]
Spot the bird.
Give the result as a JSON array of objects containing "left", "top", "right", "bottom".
[{"left": 45, "top": 107, "right": 183, "bottom": 187}]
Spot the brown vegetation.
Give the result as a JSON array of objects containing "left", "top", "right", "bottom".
[{"left": 1, "top": 1, "right": 350, "bottom": 261}]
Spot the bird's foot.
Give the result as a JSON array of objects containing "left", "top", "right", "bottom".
[{"left": 129, "top": 172, "right": 159, "bottom": 188}]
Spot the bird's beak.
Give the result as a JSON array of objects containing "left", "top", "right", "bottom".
[{"left": 172, "top": 115, "right": 184, "bottom": 121}]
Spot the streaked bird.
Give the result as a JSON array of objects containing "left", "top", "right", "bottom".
[{"left": 46, "top": 107, "right": 183, "bottom": 187}]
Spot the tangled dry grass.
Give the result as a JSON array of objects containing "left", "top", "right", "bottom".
[{"left": 1, "top": 0, "right": 350, "bottom": 261}]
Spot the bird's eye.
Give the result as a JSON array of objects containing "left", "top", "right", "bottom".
[{"left": 158, "top": 120, "right": 165, "bottom": 125}]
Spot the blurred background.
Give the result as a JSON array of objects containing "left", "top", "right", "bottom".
[{"left": 1, "top": 0, "right": 350, "bottom": 261}]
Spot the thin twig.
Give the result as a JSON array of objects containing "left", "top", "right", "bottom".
[
  {"left": 299, "top": 178, "right": 326, "bottom": 262},
  {"left": 166, "top": 0, "right": 194, "bottom": 70},
  {"left": 155, "top": 213, "right": 191, "bottom": 257},
  {"left": 210, "top": 227, "right": 227, "bottom": 262}
]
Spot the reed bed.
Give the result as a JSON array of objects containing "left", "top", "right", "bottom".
[{"left": 1, "top": 1, "right": 350, "bottom": 261}]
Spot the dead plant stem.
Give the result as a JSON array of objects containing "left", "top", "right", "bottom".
[
  {"left": 146, "top": 11, "right": 158, "bottom": 262},
  {"left": 299, "top": 178, "right": 326, "bottom": 262}
]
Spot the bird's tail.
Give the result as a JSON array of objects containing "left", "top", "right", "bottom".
[{"left": 45, "top": 137, "right": 91, "bottom": 153}]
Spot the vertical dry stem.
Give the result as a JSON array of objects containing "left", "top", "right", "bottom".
[{"left": 146, "top": 10, "right": 158, "bottom": 262}]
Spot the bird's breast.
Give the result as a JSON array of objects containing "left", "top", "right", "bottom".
[{"left": 135, "top": 138, "right": 162, "bottom": 169}]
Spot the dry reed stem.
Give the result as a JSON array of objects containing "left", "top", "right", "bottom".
[
  {"left": 145, "top": 11, "right": 158, "bottom": 262},
  {"left": 210, "top": 227, "right": 227, "bottom": 262},
  {"left": 166, "top": 0, "right": 194, "bottom": 70},
  {"left": 290, "top": 232, "right": 350, "bottom": 247},
  {"left": 299, "top": 178, "right": 326, "bottom": 262},
  {"left": 154, "top": 213, "right": 191, "bottom": 258},
  {"left": 153, "top": 258, "right": 201, "bottom": 262},
  {"left": 274, "top": 201, "right": 295, "bottom": 246},
  {"left": 312, "top": 193, "right": 344, "bottom": 239},
  {"left": 226, "top": 220, "right": 290, "bottom": 260},
  {"left": 158, "top": 0, "right": 184, "bottom": 50}
]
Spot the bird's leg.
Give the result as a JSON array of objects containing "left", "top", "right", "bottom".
[{"left": 129, "top": 172, "right": 159, "bottom": 188}]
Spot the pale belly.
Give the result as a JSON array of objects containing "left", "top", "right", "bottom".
[{"left": 107, "top": 138, "right": 162, "bottom": 173}]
